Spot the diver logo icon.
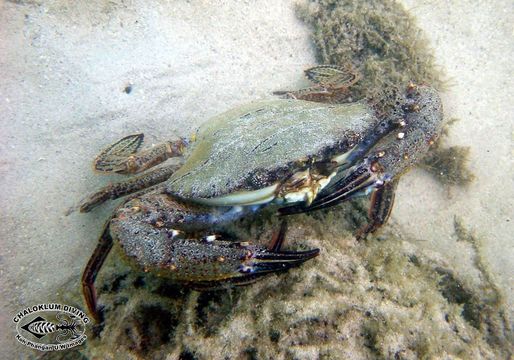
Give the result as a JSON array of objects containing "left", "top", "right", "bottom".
[{"left": 13, "top": 303, "right": 90, "bottom": 351}]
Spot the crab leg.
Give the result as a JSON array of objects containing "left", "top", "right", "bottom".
[
  {"left": 82, "top": 222, "right": 113, "bottom": 323},
  {"left": 303, "top": 65, "right": 360, "bottom": 89},
  {"left": 355, "top": 179, "right": 398, "bottom": 240},
  {"left": 273, "top": 65, "right": 360, "bottom": 102},
  {"left": 76, "top": 164, "right": 179, "bottom": 213},
  {"left": 93, "top": 134, "right": 186, "bottom": 174},
  {"left": 267, "top": 220, "right": 288, "bottom": 252}
]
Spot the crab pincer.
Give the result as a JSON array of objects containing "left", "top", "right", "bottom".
[
  {"left": 82, "top": 218, "right": 318, "bottom": 322},
  {"left": 184, "top": 222, "right": 320, "bottom": 289}
]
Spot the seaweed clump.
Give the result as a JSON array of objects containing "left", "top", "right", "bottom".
[
  {"left": 416, "top": 117, "right": 474, "bottom": 187},
  {"left": 296, "top": 0, "right": 444, "bottom": 106},
  {"left": 421, "top": 145, "right": 474, "bottom": 186},
  {"left": 451, "top": 217, "right": 512, "bottom": 348}
]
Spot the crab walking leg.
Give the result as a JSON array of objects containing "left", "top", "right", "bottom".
[
  {"left": 77, "top": 164, "right": 179, "bottom": 213},
  {"left": 267, "top": 220, "right": 288, "bottom": 252},
  {"left": 303, "top": 65, "right": 360, "bottom": 89},
  {"left": 355, "top": 179, "right": 398, "bottom": 240},
  {"left": 274, "top": 86, "right": 347, "bottom": 103},
  {"left": 273, "top": 65, "right": 360, "bottom": 102},
  {"left": 93, "top": 133, "right": 187, "bottom": 174},
  {"left": 82, "top": 223, "right": 113, "bottom": 323}
]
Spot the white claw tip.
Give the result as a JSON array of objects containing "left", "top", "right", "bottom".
[
  {"left": 239, "top": 265, "right": 253, "bottom": 274},
  {"left": 397, "top": 132, "right": 405, "bottom": 139},
  {"left": 205, "top": 235, "right": 217, "bottom": 242}
]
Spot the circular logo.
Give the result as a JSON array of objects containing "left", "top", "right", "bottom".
[{"left": 13, "top": 303, "right": 90, "bottom": 351}]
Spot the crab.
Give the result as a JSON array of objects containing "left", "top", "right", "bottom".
[{"left": 76, "top": 66, "right": 443, "bottom": 322}]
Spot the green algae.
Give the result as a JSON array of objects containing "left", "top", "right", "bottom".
[
  {"left": 452, "top": 217, "right": 512, "bottom": 348},
  {"left": 296, "top": 0, "right": 445, "bottom": 105},
  {"left": 421, "top": 145, "right": 474, "bottom": 187},
  {"left": 420, "top": 118, "right": 475, "bottom": 187}
]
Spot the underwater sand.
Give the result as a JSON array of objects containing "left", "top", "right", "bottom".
[
  {"left": 0, "top": 0, "right": 512, "bottom": 358},
  {"left": 395, "top": 0, "right": 513, "bottom": 311}
]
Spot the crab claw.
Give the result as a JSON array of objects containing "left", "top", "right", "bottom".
[
  {"left": 108, "top": 211, "right": 319, "bottom": 291},
  {"left": 191, "top": 244, "right": 320, "bottom": 289},
  {"left": 184, "top": 223, "right": 319, "bottom": 289},
  {"left": 305, "top": 156, "right": 387, "bottom": 211},
  {"left": 82, "top": 218, "right": 319, "bottom": 322},
  {"left": 279, "top": 153, "right": 387, "bottom": 215},
  {"left": 278, "top": 153, "right": 399, "bottom": 240}
]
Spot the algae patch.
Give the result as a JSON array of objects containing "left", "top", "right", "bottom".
[
  {"left": 420, "top": 118, "right": 475, "bottom": 187},
  {"left": 452, "top": 217, "right": 512, "bottom": 348},
  {"left": 421, "top": 145, "right": 474, "bottom": 187},
  {"left": 296, "top": 0, "right": 444, "bottom": 103}
]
